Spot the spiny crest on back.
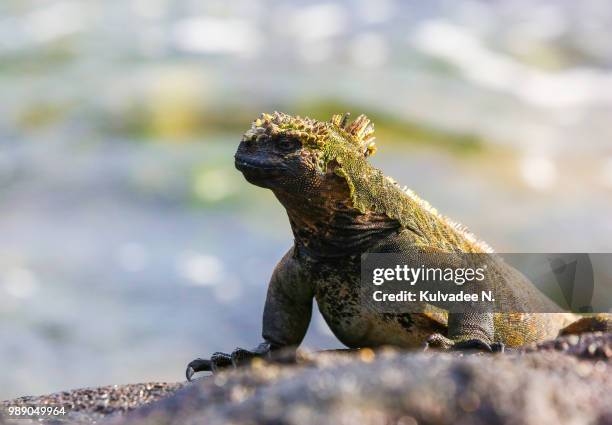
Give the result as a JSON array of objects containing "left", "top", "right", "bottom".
[
  {"left": 329, "top": 112, "right": 377, "bottom": 157},
  {"left": 398, "top": 184, "right": 494, "bottom": 253},
  {"left": 242, "top": 111, "right": 377, "bottom": 158}
]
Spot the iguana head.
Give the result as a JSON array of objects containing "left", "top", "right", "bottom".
[
  {"left": 235, "top": 111, "right": 377, "bottom": 200},
  {"left": 235, "top": 112, "right": 493, "bottom": 254}
]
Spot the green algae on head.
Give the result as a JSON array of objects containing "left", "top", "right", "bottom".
[{"left": 242, "top": 111, "right": 377, "bottom": 161}]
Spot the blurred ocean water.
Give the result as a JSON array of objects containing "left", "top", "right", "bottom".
[{"left": 1, "top": 0, "right": 612, "bottom": 399}]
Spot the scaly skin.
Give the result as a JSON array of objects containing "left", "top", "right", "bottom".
[{"left": 186, "top": 112, "right": 610, "bottom": 380}]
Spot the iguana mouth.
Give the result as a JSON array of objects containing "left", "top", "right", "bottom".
[{"left": 234, "top": 157, "right": 280, "bottom": 172}]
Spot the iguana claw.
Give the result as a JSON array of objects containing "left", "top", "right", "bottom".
[
  {"left": 230, "top": 347, "right": 259, "bottom": 367},
  {"left": 185, "top": 358, "right": 212, "bottom": 381},
  {"left": 423, "top": 333, "right": 455, "bottom": 351},
  {"left": 491, "top": 342, "right": 505, "bottom": 353},
  {"left": 424, "top": 333, "right": 505, "bottom": 353},
  {"left": 453, "top": 339, "right": 494, "bottom": 352},
  {"left": 186, "top": 343, "right": 273, "bottom": 381}
]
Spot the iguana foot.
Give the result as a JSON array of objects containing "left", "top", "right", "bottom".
[
  {"left": 454, "top": 339, "right": 505, "bottom": 353},
  {"left": 185, "top": 342, "right": 273, "bottom": 381},
  {"left": 423, "top": 333, "right": 455, "bottom": 351},
  {"left": 424, "top": 333, "right": 504, "bottom": 353}
]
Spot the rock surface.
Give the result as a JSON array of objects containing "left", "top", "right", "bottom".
[
  {"left": 0, "top": 383, "right": 184, "bottom": 424},
  {"left": 2, "top": 333, "right": 612, "bottom": 425}
]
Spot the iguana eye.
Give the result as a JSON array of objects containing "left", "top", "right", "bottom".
[{"left": 277, "top": 137, "right": 300, "bottom": 152}]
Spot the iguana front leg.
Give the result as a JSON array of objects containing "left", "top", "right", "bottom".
[
  {"left": 186, "top": 248, "right": 313, "bottom": 380},
  {"left": 425, "top": 312, "right": 504, "bottom": 352}
]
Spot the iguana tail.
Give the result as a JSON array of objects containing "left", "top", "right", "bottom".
[{"left": 559, "top": 314, "right": 612, "bottom": 336}]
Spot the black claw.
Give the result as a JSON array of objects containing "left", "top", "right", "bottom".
[
  {"left": 185, "top": 358, "right": 212, "bottom": 381},
  {"left": 491, "top": 342, "right": 505, "bottom": 353},
  {"left": 186, "top": 366, "right": 195, "bottom": 382},
  {"left": 424, "top": 333, "right": 454, "bottom": 351},
  {"left": 453, "top": 339, "right": 493, "bottom": 352},
  {"left": 231, "top": 348, "right": 254, "bottom": 367},
  {"left": 186, "top": 344, "right": 274, "bottom": 380},
  {"left": 210, "top": 352, "right": 233, "bottom": 373}
]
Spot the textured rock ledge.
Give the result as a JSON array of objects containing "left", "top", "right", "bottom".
[
  {"left": 0, "top": 383, "right": 184, "bottom": 424},
  {"left": 2, "top": 333, "right": 611, "bottom": 425}
]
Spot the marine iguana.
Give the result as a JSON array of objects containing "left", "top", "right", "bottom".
[{"left": 186, "top": 112, "right": 611, "bottom": 380}]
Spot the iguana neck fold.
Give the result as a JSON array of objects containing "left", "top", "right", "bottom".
[{"left": 272, "top": 186, "right": 400, "bottom": 260}]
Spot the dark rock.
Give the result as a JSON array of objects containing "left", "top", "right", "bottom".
[
  {"left": 3, "top": 333, "right": 611, "bottom": 425},
  {"left": 108, "top": 333, "right": 612, "bottom": 425}
]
